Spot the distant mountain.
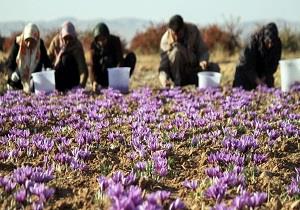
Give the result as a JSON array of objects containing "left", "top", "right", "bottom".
[
  {"left": 239, "top": 19, "right": 300, "bottom": 41},
  {"left": 0, "top": 17, "right": 299, "bottom": 44},
  {"left": 0, "top": 17, "right": 153, "bottom": 43}
]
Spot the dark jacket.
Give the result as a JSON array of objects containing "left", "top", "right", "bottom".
[
  {"left": 91, "top": 35, "right": 124, "bottom": 86},
  {"left": 6, "top": 39, "right": 52, "bottom": 78},
  {"left": 233, "top": 23, "right": 282, "bottom": 90}
]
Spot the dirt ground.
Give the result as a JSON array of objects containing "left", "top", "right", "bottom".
[
  {"left": 0, "top": 51, "right": 300, "bottom": 209},
  {"left": 1, "top": 50, "right": 300, "bottom": 92}
]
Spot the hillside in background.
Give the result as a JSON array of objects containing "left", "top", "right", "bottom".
[{"left": 0, "top": 17, "right": 300, "bottom": 43}]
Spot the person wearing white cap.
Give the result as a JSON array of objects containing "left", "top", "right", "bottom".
[
  {"left": 6, "top": 23, "right": 52, "bottom": 93},
  {"left": 48, "top": 21, "right": 88, "bottom": 91}
]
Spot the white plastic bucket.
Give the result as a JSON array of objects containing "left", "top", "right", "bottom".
[
  {"left": 279, "top": 58, "right": 300, "bottom": 92},
  {"left": 197, "top": 71, "right": 221, "bottom": 88},
  {"left": 32, "top": 70, "right": 55, "bottom": 94},
  {"left": 108, "top": 67, "right": 130, "bottom": 93}
]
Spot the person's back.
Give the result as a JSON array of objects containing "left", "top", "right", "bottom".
[{"left": 233, "top": 22, "right": 282, "bottom": 90}]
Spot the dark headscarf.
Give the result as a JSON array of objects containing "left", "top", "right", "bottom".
[
  {"left": 254, "top": 22, "right": 279, "bottom": 55},
  {"left": 263, "top": 23, "right": 278, "bottom": 44},
  {"left": 93, "top": 23, "right": 110, "bottom": 39},
  {"left": 168, "top": 15, "right": 184, "bottom": 33}
]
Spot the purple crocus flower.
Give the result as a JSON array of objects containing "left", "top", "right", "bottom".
[
  {"left": 97, "top": 176, "right": 110, "bottom": 192},
  {"left": 15, "top": 188, "right": 27, "bottom": 203},
  {"left": 111, "top": 196, "right": 135, "bottom": 210},
  {"left": 204, "top": 183, "right": 228, "bottom": 202},
  {"left": 232, "top": 191, "right": 267, "bottom": 209},
  {"left": 121, "top": 171, "right": 136, "bottom": 186},
  {"left": 30, "top": 183, "right": 55, "bottom": 201},
  {"left": 127, "top": 185, "right": 143, "bottom": 205},
  {"left": 208, "top": 151, "right": 245, "bottom": 166},
  {"left": 191, "top": 135, "right": 201, "bottom": 147},
  {"left": 147, "top": 190, "right": 171, "bottom": 205},
  {"left": 169, "top": 198, "right": 186, "bottom": 210},
  {"left": 135, "top": 161, "right": 147, "bottom": 171},
  {"left": 205, "top": 167, "right": 222, "bottom": 178},
  {"left": 287, "top": 177, "right": 300, "bottom": 196},
  {"left": 182, "top": 180, "right": 198, "bottom": 190},
  {"left": 247, "top": 192, "right": 267, "bottom": 208},
  {"left": 127, "top": 152, "right": 138, "bottom": 161},
  {"left": 107, "top": 183, "right": 124, "bottom": 199},
  {"left": 4, "top": 179, "right": 17, "bottom": 192},
  {"left": 32, "top": 201, "right": 44, "bottom": 210},
  {"left": 142, "top": 201, "right": 163, "bottom": 210},
  {"left": 70, "top": 159, "right": 88, "bottom": 171},
  {"left": 211, "top": 203, "right": 232, "bottom": 210},
  {"left": 0, "top": 151, "right": 9, "bottom": 160},
  {"left": 71, "top": 147, "right": 92, "bottom": 160},
  {"left": 112, "top": 171, "right": 125, "bottom": 183},
  {"left": 148, "top": 138, "right": 160, "bottom": 152},
  {"left": 54, "top": 153, "right": 72, "bottom": 164},
  {"left": 252, "top": 153, "right": 268, "bottom": 165},
  {"left": 217, "top": 172, "right": 246, "bottom": 188},
  {"left": 153, "top": 157, "right": 168, "bottom": 177}
]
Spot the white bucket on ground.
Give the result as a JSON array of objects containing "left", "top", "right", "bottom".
[
  {"left": 108, "top": 67, "right": 130, "bottom": 93},
  {"left": 279, "top": 58, "right": 300, "bottom": 92},
  {"left": 197, "top": 71, "right": 221, "bottom": 88},
  {"left": 32, "top": 70, "right": 55, "bottom": 94}
]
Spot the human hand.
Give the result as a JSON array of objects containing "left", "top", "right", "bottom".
[
  {"left": 255, "top": 77, "right": 264, "bottom": 85},
  {"left": 200, "top": 61, "right": 208, "bottom": 70},
  {"left": 92, "top": 82, "right": 100, "bottom": 92},
  {"left": 11, "top": 72, "right": 20, "bottom": 82},
  {"left": 159, "top": 71, "right": 168, "bottom": 88},
  {"left": 22, "top": 80, "right": 31, "bottom": 94}
]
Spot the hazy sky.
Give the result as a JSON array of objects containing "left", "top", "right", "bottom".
[{"left": 1, "top": 0, "right": 299, "bottom": 24}]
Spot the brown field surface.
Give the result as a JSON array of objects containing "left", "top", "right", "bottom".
[{"left": 1, "top": 50, "right": 300, "bottom": 92}]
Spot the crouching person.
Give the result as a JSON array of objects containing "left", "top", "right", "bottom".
[
  {"left": 48, "top": 21, "right": 88, "bottom": 91},
  {"left": 6, "top": 23, "right": 52, "bottom": 93},
  {"left": 90, "top": 23, "right": 136, "bottom": 91},
  {"left": 233, "top": 23, "right": 282, "bottom": 90},
  {"left": 159, "top": 15, "right": 219, "bottom": 88}
]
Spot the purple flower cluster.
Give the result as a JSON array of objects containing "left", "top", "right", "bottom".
[
  {"left": 212, "top": 191, "right": 267, "bottom": 210},
  {"left": 231, "top": 191, "right": 268, "bottom": 209},
  {"left": 96, "top": 171, "right": 185, "bottom": 209},
  {"left": 0, "top": 83, "right": 299, "bottom": 209},
  {"left": 222, "top": 135, "right": 258, "bottom": 153},
  {"left": 0, "top": 166, "right": 55, "bottom": 209},
  {"left": 207, "top": 151, "right": 245, "bottom": 166},
  {"left": 182, "top": 179, "right": 198, "bottom": 191},
  {"left": 286, "top": 168, "right": 300, "bottom": 196},
  {"left": 152, "top": 151, "right": 168, "bottom": 177}
]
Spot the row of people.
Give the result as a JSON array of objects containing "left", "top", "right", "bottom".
[
  {"left": 159, "top": 15, "right": 281, "bottom": 90},
  {"left": 6, "top": 15, "right": 282, "bottom": 93},
  {"left": 6, "top": 21, "right": 136, "bottom": 92}
]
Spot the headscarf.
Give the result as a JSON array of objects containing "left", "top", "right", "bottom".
[
  {"left": 61, "top": 21, "right": 77, "bottom": 40},
  {"left": 16, "top": 23, "right": 41, "bottom": 82},
  {"left": 167, "top": 15, "right": 186, "bottom": 46},
  {"left": 93, "top": 23, "right": 110, "bottom": 39},
  {"left": 54, "top": 21, "right": 78, "bottom": 67},
  {"left": 168, "top": 15, "right": 184, "bottom": 33},
  {"left": 254, "top": 22, "right": 280, "bottom": 56},
  {"left": 263, "top": 22, "right": 278, "bottom": 44}
]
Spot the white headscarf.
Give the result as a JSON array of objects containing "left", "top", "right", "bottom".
[{"left": 16, "top": 23, "right": 41, "bottom": 83}]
